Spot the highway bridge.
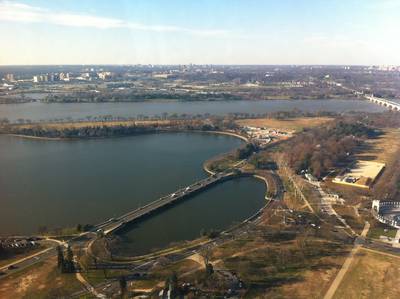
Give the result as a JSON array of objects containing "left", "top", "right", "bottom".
[
  {"left": 328, "top": 80, "right": 400, "bottom": 111},
  {"left": 94, "top": 171, "right": 239, "bottom": 235}
]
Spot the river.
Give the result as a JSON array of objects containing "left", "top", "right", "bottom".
[{"left": 0, "top": 99, "right": 385, "bottom": 122}]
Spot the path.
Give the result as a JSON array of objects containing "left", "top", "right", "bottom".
[
  {"left": 75, "top": 272, "right": 106, "bottom": 299},
  {"left": 310, "top": 181, "right": 356, "bottom": 235},
  {"left": 323, "top": 221, "right": 370, "bottom": 299},
  {"left": 360, "top": 247, "right": 400, "bottom": 259}
]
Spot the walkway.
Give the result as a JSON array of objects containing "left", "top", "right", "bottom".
[
  {"left": 312, "top": 181, "right": 356, "bottom": 235},
  {"left": 75, "top": 272, "right": 106, "bottom": 299},
  {"left": 323, "top": 221, "right": 370, "bottom": 299}
]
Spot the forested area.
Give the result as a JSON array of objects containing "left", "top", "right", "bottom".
[
  {"left": 0, "top": 118, "right": 227, "bottom": 138},
  {"left": 43, "top": 91, "right": 242, "bottom": 103},
  {"left": 373, "top": 148, "right": 400, "bottom": 201},
  {"left": 4, "top": 124, "right": 159, "bottom": 138},
  {"left": 357, "top": 111, "right": 400, "bottom": 128},
  {"left": 284, "top": 119, "right": 378, "bottom": 179}
]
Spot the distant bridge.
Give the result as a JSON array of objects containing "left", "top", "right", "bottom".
[
  {"left": 94, "top": 171, "right": 239, "bottom": 235},
  {"left": 328, "top": 81, "right": 400, "bottom": 112},
  {"left": 363, "top": 95, "right": 400, "bottom": 111}
]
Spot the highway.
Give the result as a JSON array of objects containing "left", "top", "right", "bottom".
[
  {"left": 0, "top": 239, "right": 61, "bottom": 279},
  {"left": 96, "top": 171, "right": 234, "bottom": 235}
]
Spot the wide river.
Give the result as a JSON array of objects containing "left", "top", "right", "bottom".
[
  {"left": 0, "top": 99, "right": 385, "bottom": 122},
  {"left": 0, "top": 99, "right": 386, "bottom": 255},
  {"left": 0, "top": 132, "right": 266, "bottom": 255}
]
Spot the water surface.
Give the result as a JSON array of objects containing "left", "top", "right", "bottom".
[
  {"left": 0, "top": 133, "right": 264, "bottom": 241},
  {"left": 0, "top": 99, "right": 385, "bottom": 122},
  {"left": 115, "top": 177, "right": 266, "bottom": 256}
]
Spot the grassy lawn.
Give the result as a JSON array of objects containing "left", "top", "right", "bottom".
[
  {"left": 0, "top": 256, "right": 84, "bottom": 299},
  {"left": 83, "top": 269, "right": 130, "bottom": 286},
  {"left": 206, "top": 154, "right": 240, "bottom": 172},
  {"left": 367, "top": 222, "right": 398, "bottom": 239},
  {"left": 333, "top": 249, "right": 400, "bottom": 299},
  {"left": 222, "top": 238, "right": 348, "bottom": 298}
]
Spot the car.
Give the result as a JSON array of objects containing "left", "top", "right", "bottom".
[{"left": 7, "top": 265, "right": 17, "bottom": 270}]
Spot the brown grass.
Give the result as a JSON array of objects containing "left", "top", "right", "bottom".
[
  {"left": 0, "top": 256, "right": 83, "bottom": 298},
  {"left": 333, "top": 249, "right": 400, "bottom": 299},
  {"left": 236, "top": 117, "right": 334, "bottom": 132},
  {"left": 357, "top": 128, "right": 400, "bottom": 163}
]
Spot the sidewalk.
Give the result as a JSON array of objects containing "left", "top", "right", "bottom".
[{"left": 323, "top": 222, "right": 370, "bottom": 299}]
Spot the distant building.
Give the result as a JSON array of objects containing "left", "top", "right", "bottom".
[
  {"left": 59, "top": 73, "right": 70, "bottom": 81},
  {"left": 98, "top": 71, "right": 114, "bottom": 80},
  {"left": 33, "top": 74, "right": 50, "bottom": 83},
  {"left": 4, "top": 74, "right": 15, "bottom": 82}
]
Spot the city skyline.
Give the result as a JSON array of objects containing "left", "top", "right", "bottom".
[{"left": 1, "top": 0, "right": 400, "bottom": 65}]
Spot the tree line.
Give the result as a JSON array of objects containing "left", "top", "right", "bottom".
[{"left": 284, "top": 119, "right": 379, "bottom": 179}]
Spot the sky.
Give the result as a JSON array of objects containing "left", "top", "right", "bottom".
[{"left": 0, "top": 0, "right": 400, "bottom": 65}]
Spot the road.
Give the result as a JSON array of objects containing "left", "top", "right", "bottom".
[
  {"left": 96, "top": 172, "right": 233, "bottom": 235},
  {"left": 0, "top": 239, "right": 61, "bottom": 279}
]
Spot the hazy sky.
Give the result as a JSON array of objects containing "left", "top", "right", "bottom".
[{"left": 1, "top": 0, "right": 399, "bottom": 65}]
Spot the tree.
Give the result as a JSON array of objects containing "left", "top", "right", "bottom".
[
  {"left": 205, "top": 263, "right": 214, "bottom": 277},
  {"left": 56, "top": 245, "right": 65, "bottom": 272},
  {"left": 165, "top": 272, "right": 179, "bottom": 298},
  {"left": 119, "top": 276, "right": 127, "bottom": 298},
  {"left": 199, "top": 245, "right": 214, "bottom": 278},
  {"left": 64, "top": 245, "right": 75, "bottom": 273}
]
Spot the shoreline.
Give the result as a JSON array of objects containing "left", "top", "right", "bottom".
[
  {"left": 0, "top": 97, "right": 360, "bottom": 106},
  {"left": 1, "top": 129, "right": 249, "bottom": 143}
]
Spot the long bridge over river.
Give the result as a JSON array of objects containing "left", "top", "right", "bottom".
[
  {"left": 363, "top": 94, "right": 400, "bottom": 111},
  {"left": 93, "top": 171, "right": 239, "bottom": 235},
  {"left": 329, "top": 80, "right": 400, "bottom": 111}
]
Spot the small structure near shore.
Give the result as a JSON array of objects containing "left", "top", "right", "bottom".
[{"left": 241, "top": 125, "right": 291, "bottom": 148}]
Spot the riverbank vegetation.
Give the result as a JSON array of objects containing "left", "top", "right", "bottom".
[{"left": 0, "top": 119, "right": 226, "bottom": 139}]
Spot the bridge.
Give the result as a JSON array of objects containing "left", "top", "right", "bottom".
[
  {"left": 364, "top": 94, "right": 400, "bottom": 111},
  {"left": 328, "top": 81, "right": 400, "bottom": 111},
  {"left": 94, "top": 171, "right": 239, "bottom": 235}
]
